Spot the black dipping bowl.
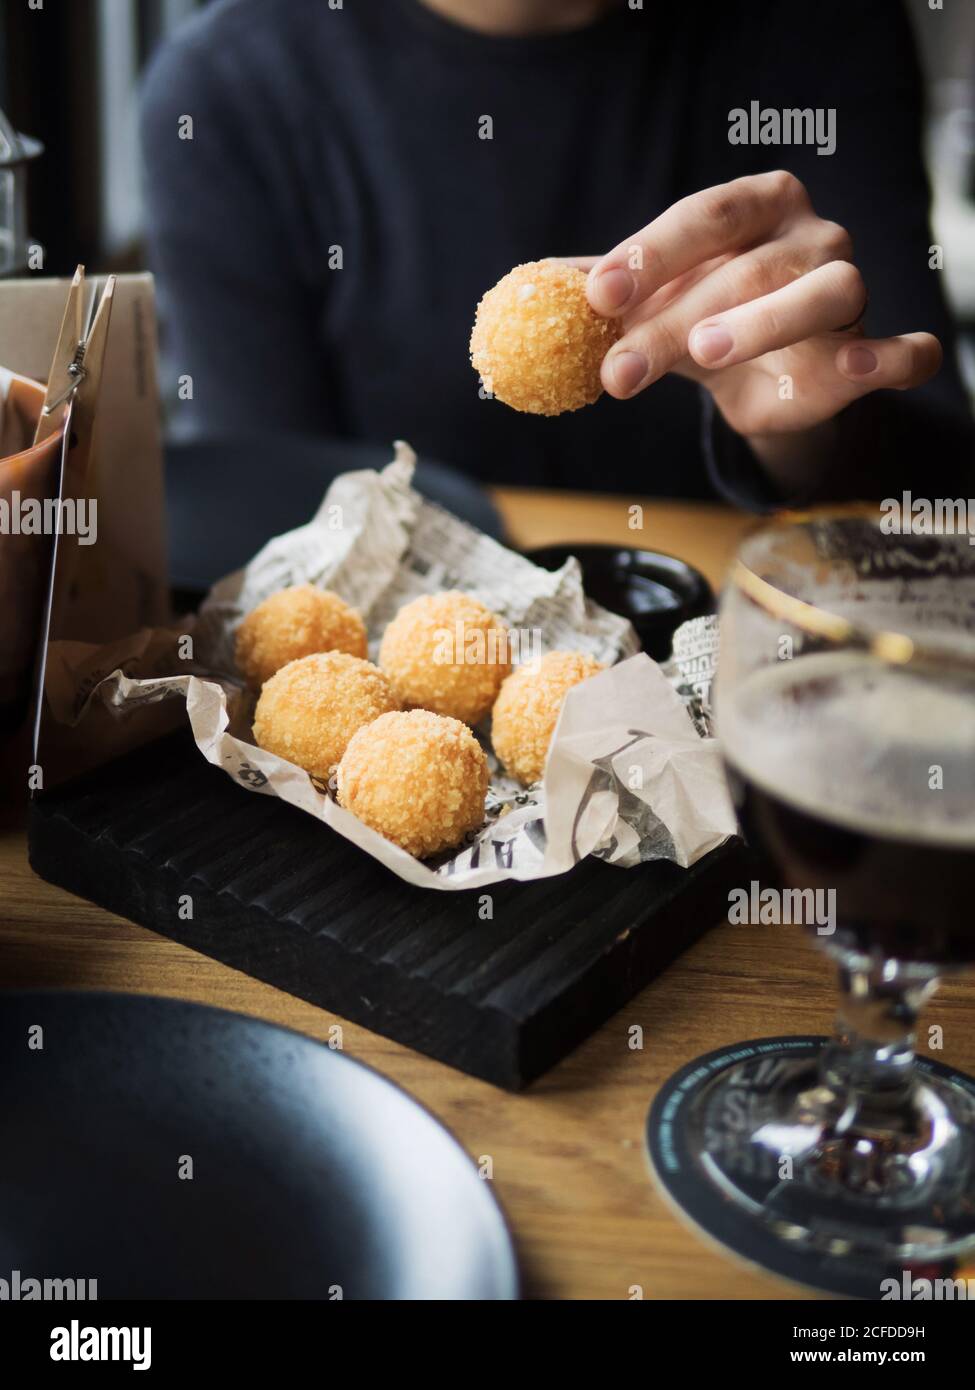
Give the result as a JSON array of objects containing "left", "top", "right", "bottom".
[{"left": 525, "top": 543, "right": 714, "bottom": 661}]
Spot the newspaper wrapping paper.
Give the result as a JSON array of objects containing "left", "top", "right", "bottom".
[
  {"left": 661, "top": 612, "right": 720, "bottom": 737},
  {"left": 48, "top": 444, "right": 737, "bottom": 890}
]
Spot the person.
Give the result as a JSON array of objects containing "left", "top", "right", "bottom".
[{"left": 141, "top": 0, "right": 975, "bottom": 507}]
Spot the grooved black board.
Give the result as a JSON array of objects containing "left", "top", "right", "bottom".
[{"left": 28, "top": 730, "right": 754, "bottom": 1089}]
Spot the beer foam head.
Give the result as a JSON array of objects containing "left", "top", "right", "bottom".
[{"left": 719, "top": 651, "right": 975, "bottom": 845}]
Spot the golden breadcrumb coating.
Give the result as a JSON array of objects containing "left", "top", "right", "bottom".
[
  {"left": 491, "top": 650, "right": 605, "bottom": 785},
  {"left": 379, "top": 590, "right": 511, "bottom": 726},
  {"left": 235, "top": 584, "right": 367, "bottom": 689},
  {"left": 253, "top": 651, "right": 399, "bottom": 781},
  {"left": 469, "top": 260, "right": 620, "bottom": 416},
  {"left": 337, "top": 709, "right": 489, "bottom": 858}
]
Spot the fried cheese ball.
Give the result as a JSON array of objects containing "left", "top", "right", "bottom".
[
  {"left": 253, "top": 651, "right": 399, "bottom": 781},
  {"left": 492, "top": 650, "right": 605, "bottom": 785},
  {"left": 235, "top": 584, "right": 367, "bottom": 689},
  {"left": 469, "top": 260, "right": 620, "bottom": 416},
  {"left": 378, "top": 591, "right": 511, "bottom": 726},
  {"left": 337, "top": 709, "right": 489, "bottom": 858}
]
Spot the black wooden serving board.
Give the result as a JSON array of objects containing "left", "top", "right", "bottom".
[{"left": 28, "top": 729, "right": 754, "bottom": 1089}]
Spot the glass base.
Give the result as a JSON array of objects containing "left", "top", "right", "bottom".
[{"left": 648, "top": 1038, "right": 975, "bottom": 1295}]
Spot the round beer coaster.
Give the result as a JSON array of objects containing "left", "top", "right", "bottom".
[{"left": 646, "top": 1036, "right": 975, "bottom": 1300}]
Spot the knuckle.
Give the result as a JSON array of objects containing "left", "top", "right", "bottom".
[
  {"left": 755, "top": 301, "right": 785, "bottom": 345},
  {"left": 766, "top": 168, "right": 806, "bottom": 205},
  {"left": 818, "top": 219, "right": 854, "bottom": 262},
  {"left": 700, "top": 186, "right": 747, "bottom": 239},
  {"left": 640, "top": 316, "right": 684, "bottom": 374},
  {"left": 826, "top": 259, "right": 865, "bottom": 307},
  {"left": 732, "top": 254, "right": 778, "bottom": 302}
]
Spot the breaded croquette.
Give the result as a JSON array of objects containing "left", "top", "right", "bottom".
[
  {"left": 337, "top": 709, "right": 489, "bottom": 857},
  {"left": 469, "top": 260, "right": 619, "bottom": 416},
  {"left": 379, "top": 590, "right": 511, "bottom": 726},
  {"left": 491, "top": 650, "right": 604, "bottom": 785},
  {"left": 253, "top": 651, "right": 399, "bottom": 781},
  {"left": 235, "top": 584, "right": 367, "bottom": 689}
]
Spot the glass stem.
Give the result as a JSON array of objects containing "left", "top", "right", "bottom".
[{"left": 818, "top": 952, "right": 941, "bottom": 1123}]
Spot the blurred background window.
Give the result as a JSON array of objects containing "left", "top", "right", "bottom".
[
  {"left": 0, "top": 0, "right": 209, "bottom": 273},
  {"left": 911, "top": 0, "right": 975, "bottom": 391}
]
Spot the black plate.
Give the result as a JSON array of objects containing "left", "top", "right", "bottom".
[
  {"left": 524, "top": 543, "right": 714, "bottom": 661},
  {"left": 0, "top": 991, "right": 518, "bottom": 1299}
]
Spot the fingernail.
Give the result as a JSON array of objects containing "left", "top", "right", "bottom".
[
  {"left": 590, "top": 267, "right": 635, "bottom": 313},
  {"left": 844, "top": 345, "right": 878, "bottom": 375},
  {"left": 690, "top": 323, "right": 734, "bottom": 364},
  {"left": 609, "top": 350, "right": 647, "bottom": 395}
]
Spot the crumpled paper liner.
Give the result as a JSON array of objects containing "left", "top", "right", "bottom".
[{"left": 43, "top": 444, "right": 736, "bottom": 889}]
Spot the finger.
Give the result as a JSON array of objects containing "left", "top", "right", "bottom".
[
  {"left": 835, "top": 332, "right": 943, "bottom": 392},
  {"left": 587, "top": 170, "right": 806, "bottom": 316},
  {"left": 617, "top": 220, "right": 848, "bottom": 335},
  {"left": 625, "top": 252, "right": 736, "bottom": 322},
  {"left": 601, "top": 241, "right": 827, "bottom": 397},
  {"left": 687, "top": 261, "right": 867, "bottom": 369}
]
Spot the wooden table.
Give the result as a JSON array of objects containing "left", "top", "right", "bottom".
[{"left": 2, "top": 488, "right": 973, "bottom": 1301}]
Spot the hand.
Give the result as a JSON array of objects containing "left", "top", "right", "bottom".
[{"left": 579, "top": 171, "right": 942, "bottom": 439}]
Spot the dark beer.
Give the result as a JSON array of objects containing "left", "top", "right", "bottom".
[{"left": 719, "top": 651, "right": 975, "bottom": 964}]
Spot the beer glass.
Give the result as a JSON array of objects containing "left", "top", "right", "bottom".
[{"left": 707, "top": 516, "right": 975, "bottom": 1267}]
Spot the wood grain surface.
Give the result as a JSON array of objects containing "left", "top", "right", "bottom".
[{"left": 2, "top": 488, "right": 973, "bottom": 1300}]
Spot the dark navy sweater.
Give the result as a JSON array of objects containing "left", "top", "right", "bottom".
[{"left": 141, "top": 0, "right": 974, "bottom": 502}]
